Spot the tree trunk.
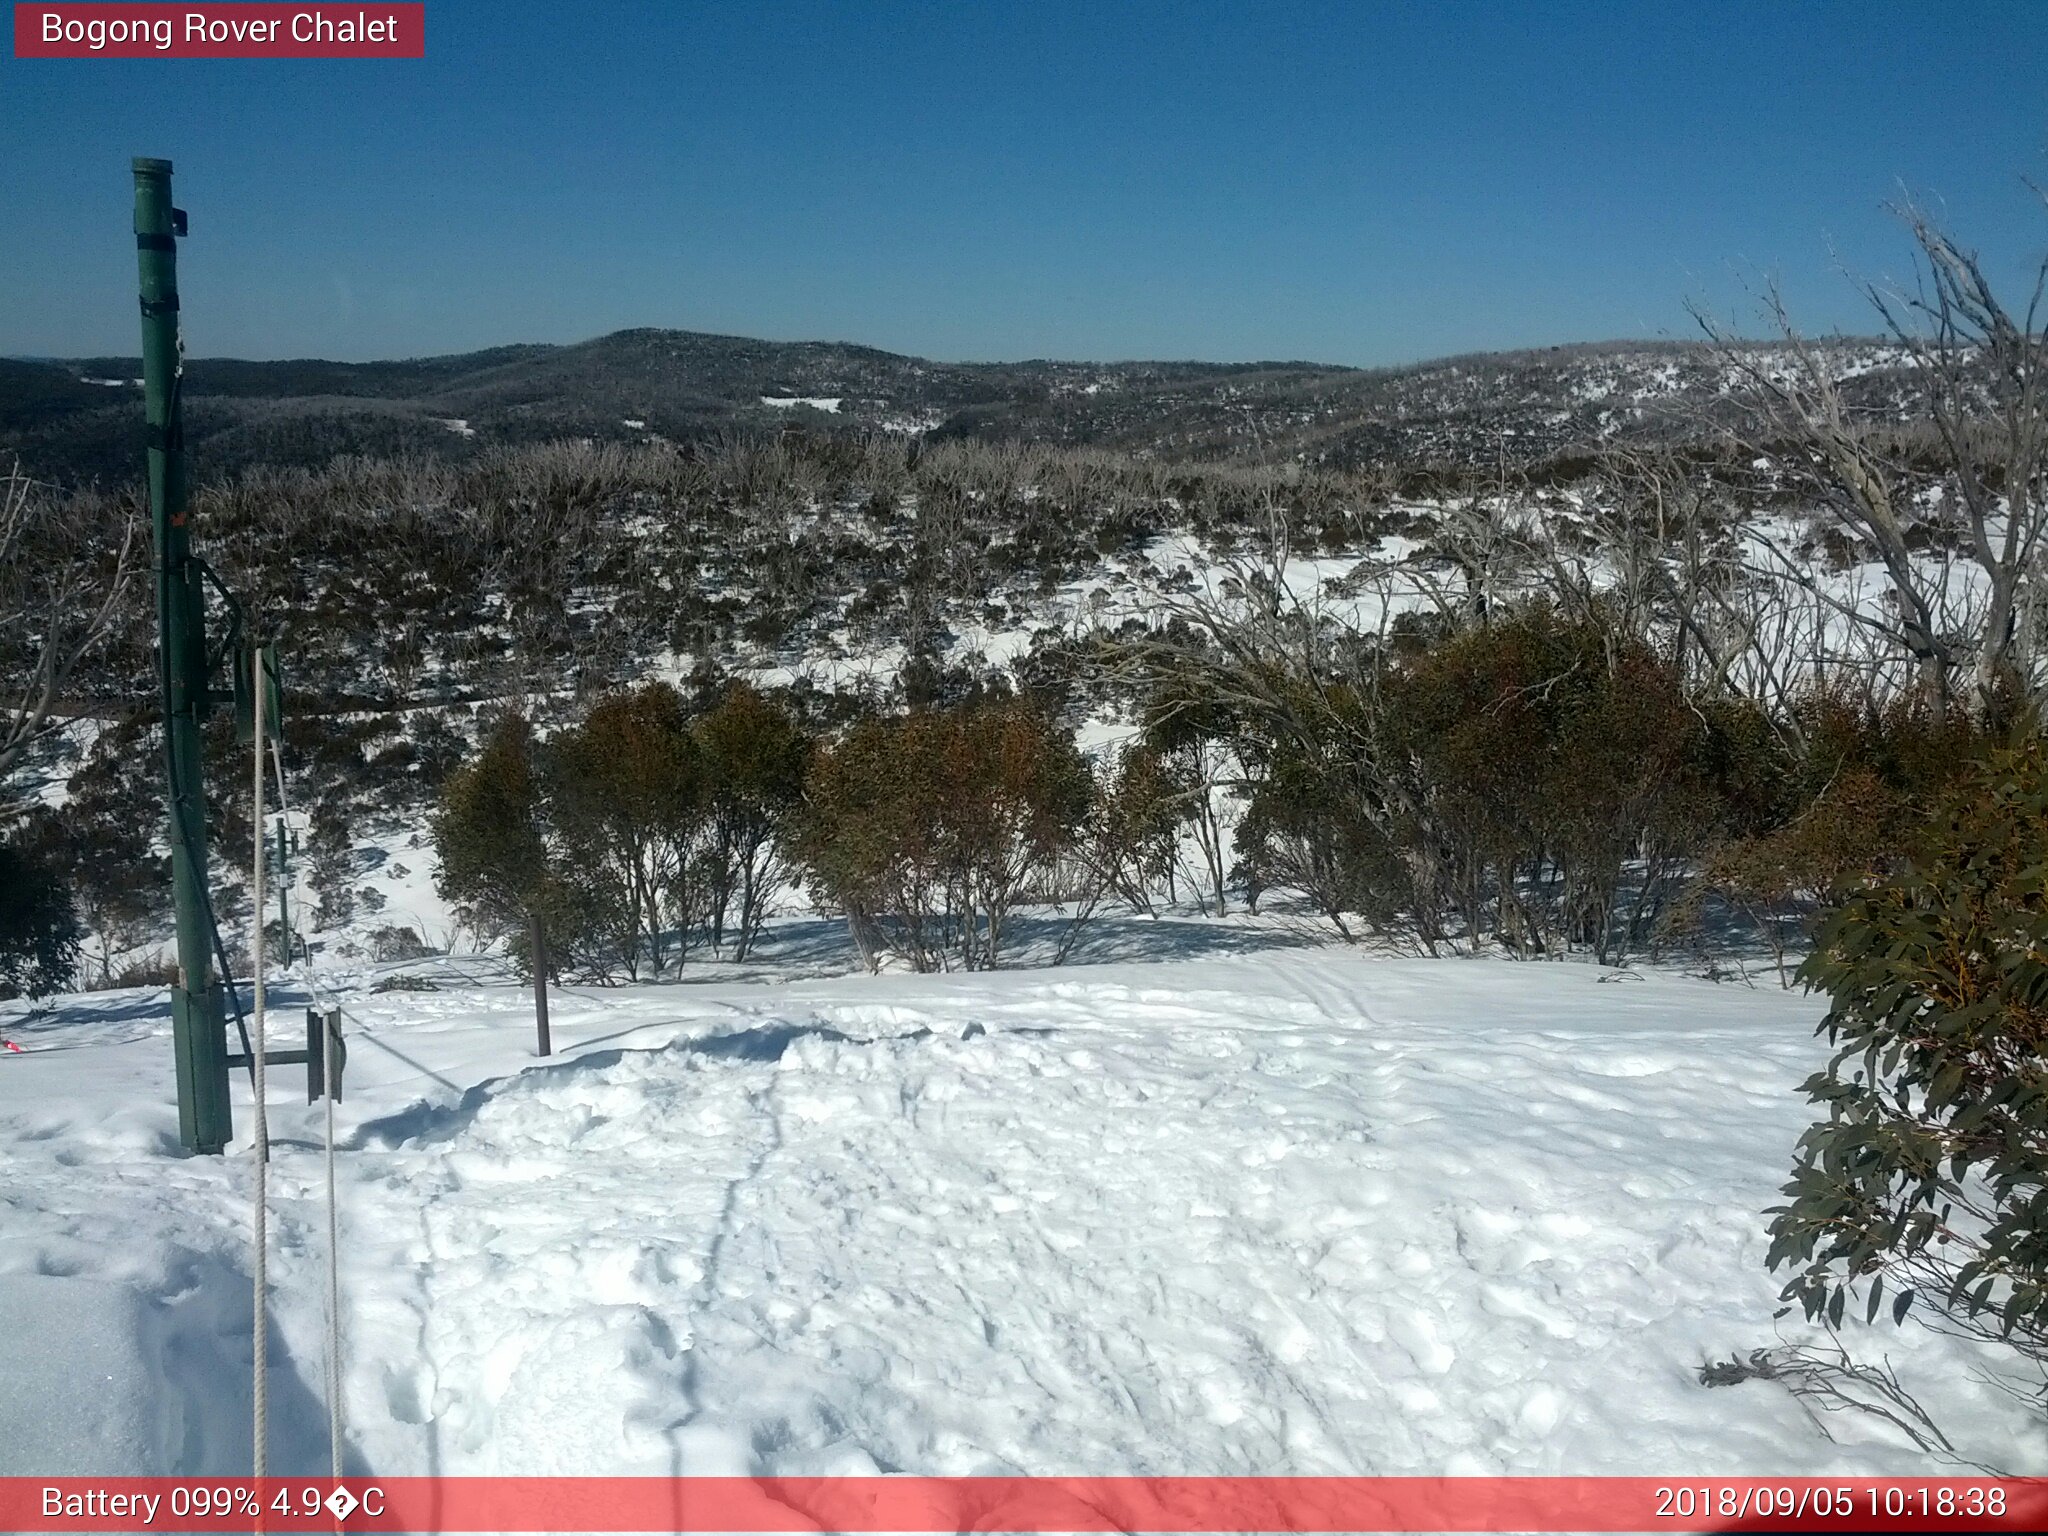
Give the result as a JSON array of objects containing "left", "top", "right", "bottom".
[
  {"left": 1917, "top": 647, "right": 1951, "bottom": 729},
  {"left": 529, "top": 910, "right": 552, "bottom": 1057},
  {"left": 1974, "top": 568, "right": 2019, "bottom": 716}
]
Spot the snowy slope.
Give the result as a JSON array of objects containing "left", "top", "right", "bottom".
[{"left": 1, "top": 932, "right": 2041, "bottom": 1479}]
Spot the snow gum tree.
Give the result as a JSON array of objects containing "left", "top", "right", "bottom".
[
  {"left": 1698, "top": 198, "right": 2048, "bottom": 721},
  {"left": 432, "top": 712, "right": 561, "bottom": 1055},
  {"left": 1691, "top": 690, "right": 1990, "bottom": 980},
  {"left": 1868, "top": 204, "right": 2048, "bottom": 712},
  {"left": 692, "top": 683, "right": 809, "bottom": 961},
  {"left": 546, "top": 682, "right": 703, "bottom": 978},
  {"left": 799, "top": 704, "right": 1089, "bottom": 971},
  {"left": 0, "top": 842, "right": 81, "bottom": 999},
  {"left": 0, "top": 465, "right": 139, "bottom": 793},
  {"left": 1769, "top": 738, "right": 2048, "bottom": 1399}
]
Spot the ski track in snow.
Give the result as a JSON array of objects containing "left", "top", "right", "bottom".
[{"left": 2, "top": 945, "right": 2042, "bottom": 1477}]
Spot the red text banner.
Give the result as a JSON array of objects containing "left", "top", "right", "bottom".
[
  {"left": 3, "top": 1476, "right": 2047, "bottom": 1533},
  {"left": 14, "top": 5, "right": 424, "bottom": 58}
]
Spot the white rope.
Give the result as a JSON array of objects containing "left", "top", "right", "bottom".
[
  {"left": 250, "top": 651, "right": 270, "bottom": 1480},
  {"left": 323, "top": 1008, "right": 342, "bottom": 1478},
  {"left": 268, "top": 731, "right": 347, "bottom": 1477}
]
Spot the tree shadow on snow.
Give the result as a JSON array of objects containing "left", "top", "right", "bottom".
[
  {"left": 1001, "top": 908, "right": 1330, "bottom": 967},
  {"left": 1, "top": 990, "right": 173, "bottom": 1047}
]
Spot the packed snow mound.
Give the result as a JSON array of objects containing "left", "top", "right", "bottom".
[{"left": 2, "top": 946, "right": 2040, "bottom": 1477}]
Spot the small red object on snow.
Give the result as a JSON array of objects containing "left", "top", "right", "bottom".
[{"left": 2, "top": 1039, "right": 22, "bottom": 1053}]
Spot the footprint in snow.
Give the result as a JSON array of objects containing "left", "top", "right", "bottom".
[{"left": 1387, "top": 1310, "right": 1457, "bottom": 1375}]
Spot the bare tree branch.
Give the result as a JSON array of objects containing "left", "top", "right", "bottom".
[{"left": 0, "top": 463, "right": 141, "bottom": 797}]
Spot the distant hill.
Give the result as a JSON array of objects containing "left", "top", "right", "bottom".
[
  {"left": 0, "top": 357, "right": 139, "bottom": 430},
  {"left": 2, "top": 327, "right": 1910, "bottom": 485}
]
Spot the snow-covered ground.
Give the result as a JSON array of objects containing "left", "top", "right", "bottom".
[{"left": 3, "top": 920, "right": 2041, "bottom": 1480}]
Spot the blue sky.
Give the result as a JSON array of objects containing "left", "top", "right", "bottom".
[{"left": 3, "top": 0, "right": 2044, "bottom": 364}]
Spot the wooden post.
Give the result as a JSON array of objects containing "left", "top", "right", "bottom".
[{"left": 529, "top": 910, "right": 552, "bottom": 1057}]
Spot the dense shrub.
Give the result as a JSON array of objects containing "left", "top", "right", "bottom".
[
  {"left": 111, "top": 951, "right": 179, "bottom": 990},
  {"left": 1233, "top": 687, "right": 1405, "bottom": 937},
  {"left": 14, "top": 745, "right": 169, "bottom": 988},
  {"left": 693, "top": 684, "right": 809, "bottom": 960},
  {"left": 546, "top": 683, "right": 703, "bottom": 977},
  {"left": 799, "top": 704, "right": 1090, "bottom": 970},
  {"left": 1231, "top": 608, "right": 1728, "bottom": 960},
  {"left": 369, "top": 923, "right": 436, "bottom": 962},
  {"left": 1767, "top": 739, "right": 2048, "bottom": 1386},
  {"left": 433, "top": 713, "right": 561, "bottom": 968},
  {"left": 432, "top": 685, "right": 818, "bottom": 983},
  {"left": 1693, "top": 691, "right": 1992, "bottom": 976},
  {"left": 1388, "top": 608, "right": 1723, "bottom": 959},
  {"left": 1081, "top": 743, "right": 1192, "bottom": 918},
  {"left": 0, "top": 841, "right": 82, "bottom": 998}
]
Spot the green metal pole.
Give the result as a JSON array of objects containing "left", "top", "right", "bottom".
[{"left": 135, "top": 157, "right": 232, "bottom": 1154}]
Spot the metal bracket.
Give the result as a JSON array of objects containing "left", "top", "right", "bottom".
[
  {"left": 307, "top": 1007, "right": 345, "bottom": 1104},
  {"left": 224, "top": 1008, "right": 344, "bottom": 1103}
]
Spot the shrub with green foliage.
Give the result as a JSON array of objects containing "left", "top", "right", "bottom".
[
  {"left": 0, "top": 841, "right": 82, "bottom": 998},
  {"left": 1233, "top": 688, "right": 1405, "bottom": 939},
  {"left": 1389, "top": 607, "right": 1723, "bottom": 961},
  {"left": 1229, "top": 607, "right": 1726, "bottom": 959},
  {"left": 546, "top": 683, "right": 703, "bottom": 977},
  {"left": 799, "top": 704, "right": 1090, "bottom": 971},
  {"left": 693, "top": 683, "right": 809, "bottom": 961},
  {"left": 1693, "top": 690, "right": 1991, "bottom": 979},
  {"left": 433, "top": 713, "right": 566, "bottom": 971},
  {"left": 1767, "top": 739, "right": 2048, "bottom": 1384},
  {"left": 1085, "top": 743, "right": 1192, "bottom": 917}
]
